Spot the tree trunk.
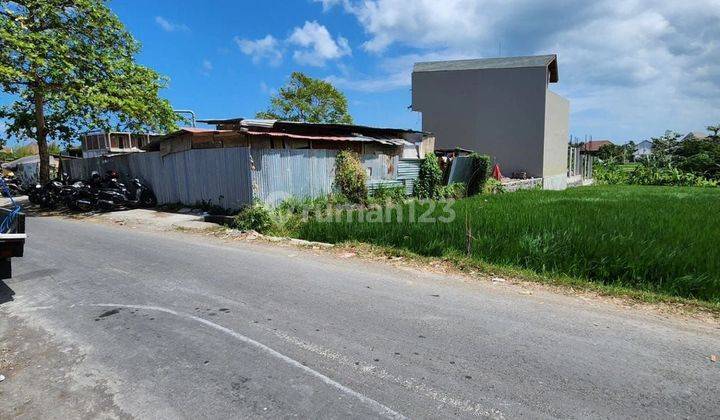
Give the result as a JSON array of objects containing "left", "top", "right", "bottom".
[{"left": 33, "top": 88, "right": 50, "bottom": 183}]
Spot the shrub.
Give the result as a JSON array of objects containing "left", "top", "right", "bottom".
[
  {"left": 234, "top": 201, "right": 274, "bottom": 233},
  {"left": 627, "top": 166, "right": 717, "bottom": 187},
  {"left": 370, "top": 184, "right": 406, "bottom": 204},
  {"left": 482, "top": 178, "right": 504, "bottom": 194},
  {"left": 334, "top": 150, "right": 368, "bottom": 204},
  {"left": 438, "top": 182, "right": 466, "bottom": 199},
  {"left": 415, "top": 155, "right": 443, "bottom": 199},
  {"left": 466, "top": 153, "right": 492, "bottom": 196},
  {"left": 595, "top": 161, "right": 718, "bottom": 187},
  {"left": 594, "top": 161, "right": 630, "bottom": 185}
]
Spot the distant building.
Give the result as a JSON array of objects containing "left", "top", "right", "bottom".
[
  {"left": 579, "top": 140, "right": 614, "bottom": 155},
  {"left": 634, "top": 140, "right": 653, "bottom": 159},
  {"left": 80, "top": 131, "right": 160, "bottom": 158},
  {"left": 681, "top": 131, "right": 708, "bottom": 141},
  {"left": 411, "top": 54, "right": 570, "bottom": 189},
  {"left": 1, "top": 154, "right": 60, "bottom": 186}
]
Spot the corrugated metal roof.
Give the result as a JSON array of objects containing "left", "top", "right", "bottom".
[
  {"left": 243, "top": 130, "right": 406, "bottom": 145},
  {"left": 240, "top": 119, "right": 277, "bottom": 128},
  {"left": 176, "top": 127, "right": 233, "bottom": 135},
  {"left": 196, "top": 117, "right": 244, "bottom": 125},
  {"left": 197, "top": 118, "right": 427, "bottom": 135},
  {"left": 413, "top": 54, "right": 559, "bottom": 82}
]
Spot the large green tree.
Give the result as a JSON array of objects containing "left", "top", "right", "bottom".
[
  {"left": 0, "top": 0, "right": 179, "bottom": 182},
  {"left": 257, "top": 72, "right": 352, "bottom": 124}
]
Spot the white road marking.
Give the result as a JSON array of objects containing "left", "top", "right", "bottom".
[
  {"left": 266, "top": 327, "right": 504, "bottom": 418},
  {"left": 87, "top": 303, "right": 406, "bottom": 420}
]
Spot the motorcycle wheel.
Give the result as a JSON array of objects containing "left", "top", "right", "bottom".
[{"left": 138, "top": 190, "right": 157, "bottom": 208}]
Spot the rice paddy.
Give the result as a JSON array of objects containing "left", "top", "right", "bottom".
[{"left": 298, "top": 185, "right": 720, "bottom": 303}]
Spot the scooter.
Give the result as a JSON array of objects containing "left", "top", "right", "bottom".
[
  {"left": 1, "top": 176, "right": 24, "bottom": 196},
  {"left": 28, "top": 180, "right": 64, "bottom": 209}
]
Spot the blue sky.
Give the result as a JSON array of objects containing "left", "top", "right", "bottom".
[
  {"left": 108, "top": 0, "right": 422, "bottom": 133},
  {"left": 3, "top": 0, "right": 720, "bottom": 145}
]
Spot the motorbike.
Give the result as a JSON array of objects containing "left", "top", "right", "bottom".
[
  {"left": 28, "top": 180, "right": 65, "bottom": 208},
  {"left": 1, "top": 175, "right": 24, "bottom": 197},
  {"left": 66, "top": 171, "right": 157, "bottom": 212}
]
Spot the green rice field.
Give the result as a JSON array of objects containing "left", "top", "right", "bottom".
[{"left": 299, "top": 185, "right": 720, "bottom": 303}]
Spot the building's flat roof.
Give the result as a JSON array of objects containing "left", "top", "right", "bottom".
[{"left": 413, "top": 54, "right": 559, "bottom": 82}]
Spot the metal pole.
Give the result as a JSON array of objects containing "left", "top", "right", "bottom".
[{"left": 173, "top": 109, "right": 196, "bottom": 127}]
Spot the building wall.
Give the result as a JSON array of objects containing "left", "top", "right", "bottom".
[
  {"left": 543, "top": 90, "right": 570, "bottom": 179},
  {"left": 634, "top": 141, "right": 652, "bottom": 158},
  {"left": 412, "top": 66, "right": 549, "bottom": 177}
]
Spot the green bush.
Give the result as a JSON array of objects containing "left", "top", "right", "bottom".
[
  {"left": 370, "top": 184, "right": 406, "bottom": 204},
  {"left": 594, "top": 161, "right": 630, "bottom": 185},
  {"left": 466, "top": 153, "right": 492, "bottom": 196},
  {"left": 415, "top": 155, "right": 443, "bottom": 199},
  {"left": 438, "top": 182, "right": 466, "bottom": 199},
  {"left": 334, "top": 150, "right": 368, "bottom": 204},
  {"left": 595, "top": 161, "right": 717, "bottom": 187},
  {"left": 234, "top": 202, "right": 274, "bottom": 233},
  {"left": 628, "top": 166, "right": 717, "bottom": 187},
  {"left": 482, "top": 178, "right": 504, "bottom": 194}
]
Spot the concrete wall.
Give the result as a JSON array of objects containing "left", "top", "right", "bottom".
[
  {"left": 543, "top": 90, "right": 570, "bottom": 179},
  {"left": 413, "top": 66, "right": 548, "bottom": 177}
]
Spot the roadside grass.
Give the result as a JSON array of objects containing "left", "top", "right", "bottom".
[{"left": 298, "top": 185, "right": 720, "bottom": 304}]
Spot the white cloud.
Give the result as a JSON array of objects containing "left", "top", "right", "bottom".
[
  {"left": 287, "top": 21, "right": 351, "bottom": 66},
  {"left": 201, "top": 59, "right": 213, "bottom": 76},
  {"left": 154, "top": 16, "right": 189, "bottom": 33},
  {"left": 321, "top": 0, "right": 720, "bottom": 139},
  {"left": 235, "top": 35, "right": 283, "bottom": 66},
  {"left": 259, "top": 81, "right": 276, "bottom": 95},
  {"left": 237, "top": 22, "right": 351, "bottom": 67}
]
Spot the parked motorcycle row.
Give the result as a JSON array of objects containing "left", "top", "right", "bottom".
[
  {"left": 26, "top": 170, "right": 157, "bottom": 212},
  {"left": 1, "top": 174, "right": 25, "bottom": 196}
]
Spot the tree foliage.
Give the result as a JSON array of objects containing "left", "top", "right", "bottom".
[
  {"left": 597, "top": 142, "right": 636, "bottom": 162},
  {"left": 257, "top": 72, "right": 353, "bottom": 124},
  {"left": 707, "top": 124, "right": 720, "bottom": 138},
  {"left": 0, "top": 0, "right": 179, "bottom": 181},
  {"left": 596, "top": 126, "right": 720, "bottom": 186}
]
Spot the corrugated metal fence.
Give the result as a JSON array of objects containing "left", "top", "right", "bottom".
[
  {"left": 63, "top": 148, "right": 252, "bottom": 209},
  {"left": 62, "top": 148, "right": 422, "bottom": 209},
  {"left": 251, "top": 149, "right": 337, "bottom": 206}
]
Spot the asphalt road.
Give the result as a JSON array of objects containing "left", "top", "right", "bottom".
[{"left": 1, "top": 216, "right": 719, "bottom": 419}]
